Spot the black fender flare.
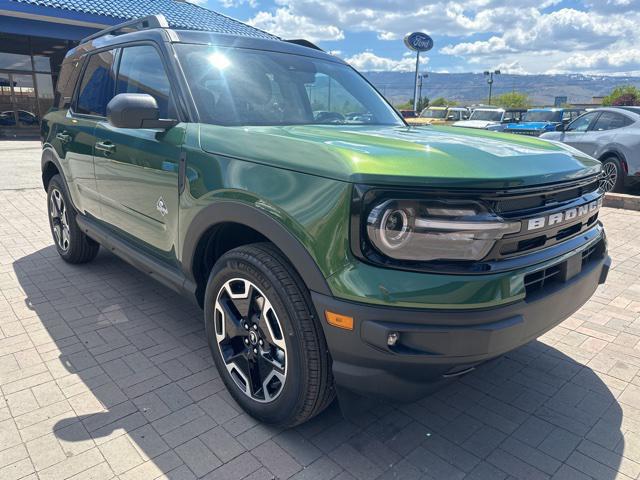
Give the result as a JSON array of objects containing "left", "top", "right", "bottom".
[
  {"left": 41, "top": 146, "right": 66, "bottom": 190},
  {"left": 181, "top": 200, "right": 333, "bottom": 297}
]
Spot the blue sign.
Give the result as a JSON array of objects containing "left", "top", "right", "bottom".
[{"left": 404, "top": 32, "right": 433, "bottom": 52}]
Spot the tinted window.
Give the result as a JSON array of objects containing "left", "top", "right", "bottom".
[
  {"left": 55, "top": 59, "right": 82, "bottom": 109},
  {"left": 75, "top": 50, "right": 115, "bottom": 116},
  {"left": 566, "top": 112, "right": 599, "bottom": 132},
  {"left": 116, "top": 45, "right": 173, "bottom": 118},
  {"left": 593, "top": 112, "right": 633, "bottom": 131}
]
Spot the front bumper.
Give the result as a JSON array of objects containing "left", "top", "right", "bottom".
[{"left": 313, "top": 244, "right": 610, "bottom": 402}]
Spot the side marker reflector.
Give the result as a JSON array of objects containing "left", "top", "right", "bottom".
[{"left": 325, "top": 311, "right": 354, "bottom": 330}]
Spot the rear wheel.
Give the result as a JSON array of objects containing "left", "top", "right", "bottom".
[
  {"left": 600, "top": 157, "right": 625, "bottom": 193},
  {"left": 47, "top": 175, "right": 99, "bottom": 263},
  {"left": 204, "top": 243, "right": 334, "bottom": 426}
]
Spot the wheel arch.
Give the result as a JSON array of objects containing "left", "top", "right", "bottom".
[
  {"left": 41, "top": 147, "right": 62, "bottom": 191},
  {"left": 599, "top": 149, "right": 629, "bottom": 176},
  {"left": 182, "top": 201, "right": 333, "bottom": 307}
]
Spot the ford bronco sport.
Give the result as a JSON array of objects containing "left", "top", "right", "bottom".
[{"left": 41, "top": 15, "right": 610, "bottom": 426}]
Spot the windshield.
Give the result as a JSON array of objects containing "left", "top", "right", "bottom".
[
  {"left": 420, "top": 109, "right": 447, "bottom": 119},
  {"left": 523, "top": 111, "right": 563, "bottom": 123},
  {"left": 175, "top": 45, "right": 402, "bottom": 127},
  {"left": 470, "top": 110, "right": 503, "bottom": 122}
]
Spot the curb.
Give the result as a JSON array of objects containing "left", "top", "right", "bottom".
[{"left": 604, "top": 192, "right": 640, "bottom": 211}]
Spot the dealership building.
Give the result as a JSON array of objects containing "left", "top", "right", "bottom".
[{"left": 0, "top": 0, "right": 272, "bottom": 133}]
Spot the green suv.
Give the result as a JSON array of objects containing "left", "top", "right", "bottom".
[{"left": 41, "top": 15, "right": 610, "bottom": 426}]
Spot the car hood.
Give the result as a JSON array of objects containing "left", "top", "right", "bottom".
[
  {"left": 506, "top": 122, "right": 556, "bottom": 131},
  {"left": 199, "top": 124, "right": 601, "bottom": 189},
  {"left": 453, "top": 120, "right": 497, "bottom": 129}
]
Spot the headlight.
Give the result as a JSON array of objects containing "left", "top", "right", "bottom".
[{"left": 366, "top": 199, "right": 520, "bottom": 262}]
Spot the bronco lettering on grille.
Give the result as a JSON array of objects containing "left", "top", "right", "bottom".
[{"left": 525, "top": 197, "right": 602, "bottom": 232}]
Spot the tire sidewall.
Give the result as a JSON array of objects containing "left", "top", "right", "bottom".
[
  {"left": 602, "top": 157, "right": 624, "bottom": 193},
  {"left": 47, "top": 175, "right": 75, "bottom": 259},
  {"left": 204, "top": 251, "right": 307, "bottom": 424}
]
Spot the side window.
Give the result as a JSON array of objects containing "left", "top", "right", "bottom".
[
  {"left": 75, "top": 50, "right": 115, "bottom": 116},
  {"left": 593, "top": 112, "right": 633, "bottom": 131},
  {"left": 55, "top": 58, "right": 82, "bottom": 109},
  {"left": 566, "top": 112, "right": 598, "bottom": 132},
  {"left": 116, "top": 45, "right": 173, "bottom": 118}
]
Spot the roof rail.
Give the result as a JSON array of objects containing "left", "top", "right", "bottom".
[
  {"left": 81, "top": 14, "right": 170, "bottom": 44},
  {"left": 285, "top": 39, "right": 324, "bottom": 51}
]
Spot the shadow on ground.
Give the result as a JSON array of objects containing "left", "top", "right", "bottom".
[{"left": 13, "top": 245, "right": 625, "bottom": 479}]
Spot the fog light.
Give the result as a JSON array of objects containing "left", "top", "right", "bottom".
[{"left": 387, "top": 332, "right": 400, "bottom": 346}]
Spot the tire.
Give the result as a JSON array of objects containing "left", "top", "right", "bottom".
[
  {"left": 204, "top": 242, "right": 334, "bottom": 426},
  {"left": 47, "top": 174, "right": 100, "bottom": 264},
  {"left": 600, "top": 156, "right": 625, "bottom": 193}
]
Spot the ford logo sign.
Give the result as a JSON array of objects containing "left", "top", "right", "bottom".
[{"left": 404, "top": 32, "right": 433, "bottom": 52}]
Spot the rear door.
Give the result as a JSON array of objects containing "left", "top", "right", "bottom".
[
  {"left": 60, "top": 49, "right": 116, "bottom": 215},
  {"left": 93, "top": 44, "right": 183, "bottom": 266},
  {"left": 585, "top": 111, "right": 634, "bottom": 157}
]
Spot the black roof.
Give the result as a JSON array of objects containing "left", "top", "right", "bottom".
[{"left": 68, "top": 19, "right": 339, "bottom": 64}]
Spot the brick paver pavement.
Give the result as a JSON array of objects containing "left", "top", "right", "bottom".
[{"left": 0, "top": 162, "right": 640, "bottom": 478}]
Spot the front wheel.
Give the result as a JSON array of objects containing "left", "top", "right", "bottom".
[{"left": 204, "top": 243, "right": 334, "bottom": 426}]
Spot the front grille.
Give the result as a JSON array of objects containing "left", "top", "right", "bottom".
[
  {"left": 482, "top": 177, "right": 603, "bottom": 261},
  {"left": 493, "top": 179, "right": 600, "bottom": 214},
  {"left": 524, "top": 264, "right": 562, "bottom": 295},
  {"left": 510, "top": 130, "right": 542, "bottom": 136},
  {"left": 524, "top": 238, "right": 605, "bottom": 296}
]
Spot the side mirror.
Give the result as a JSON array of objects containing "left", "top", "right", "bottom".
[
  {"left": 107, "top": 93, "right": 178, "bottom": 129},
  {"left": 555, "top": 124, "right": 566, "bottom": 132}
]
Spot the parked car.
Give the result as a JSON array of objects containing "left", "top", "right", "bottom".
[
  {"left": 0, "top": 110, "right": 39, "bottom": 126},
  {"left": 398, "top": 109, "right": 417, "bottom": 118},
  {"left": 541, "top": 107, "right": 640, "bottom": 192},
  {"left": 454, "top": 108, "right": 526, "bottom": 131},
  {"left": 505, "top": 108, "right": 584, "bottom": 136},
  {"left": 405, "top": 106, "right": 448, "bottom": 125},
  {"left": 42, "top": 15, "right": 610, "bottom": 426},
  {"left": 444, "top": 107, "right": 470, "bottom": 122}
]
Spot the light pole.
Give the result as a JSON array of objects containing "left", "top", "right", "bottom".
[
  {"left": 418, "top": 73, "right": 428, "bottom": 110},
  {"left": 484, "top": 70, "right": 500, "bottom": 105}
]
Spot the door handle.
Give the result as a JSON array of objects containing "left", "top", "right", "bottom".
[
  {"left": 56, "top": 132, "right": 71, "bottom": 143},
  {"left": 95, "top": 141, "right": 116, "bottom": 154}
]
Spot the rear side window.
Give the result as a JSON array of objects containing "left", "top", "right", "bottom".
[
  {"left": 593, "top": 112, "right": 633, "bottom": 131},
  {"left": 116, "top": 45, "right": 173, "bottom": 118},
  {"left": 55, "top": 58, "right": 82, "bottom": 109},
  {"left": 75, "top": 50, "right": 115, "bottom": 116}
]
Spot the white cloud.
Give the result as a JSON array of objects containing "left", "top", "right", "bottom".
[
  {"left": 247, "top": 8, "right": 344, "bottom": 41},
  {"left": 494, "top": 61, "right": 528, "bottom": 75},
  {"left": 242, "top": 0, "right": 640, "bottom": 75},
  {"left": 219, "top": 0, "right": 259, "bottom": 7},
  {"left": 345, "top": 51, "right": 428, "bottom": 72}
]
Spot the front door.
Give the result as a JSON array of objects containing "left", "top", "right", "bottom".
[
  {"left": 560, "top": 112, "right": 600, "bottom": 155},
  {"left": 94, "top": 44, "right": 183, "bottom": 266}
]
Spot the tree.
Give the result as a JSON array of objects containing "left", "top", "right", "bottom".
[
  {"left": 395, "top": 97, "right": 429, "bottom": 112},
  {"left": 493, "top": 92, "right": 531, "bottom": 109},
  {"left": 430, "top": 97, "right": 454, "bottom": 107},
  {"left": 602, "top": 85, "right": 640, "bottom": 106}
]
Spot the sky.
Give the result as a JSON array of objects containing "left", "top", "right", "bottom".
[{"left": 193, "top": 0, "right": 640, "bottom": 75}]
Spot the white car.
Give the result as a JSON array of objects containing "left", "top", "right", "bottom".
[{"left": 454, "top": 108, "right": 526, "bottom": 131}]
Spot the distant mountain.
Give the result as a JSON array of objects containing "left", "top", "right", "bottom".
[{"left": 362, "top": 71, "right": 640, "bottom": 106}]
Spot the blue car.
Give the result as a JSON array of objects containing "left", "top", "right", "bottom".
[{"left": 505, "top": 108, "right": 584, "bottom": 136}]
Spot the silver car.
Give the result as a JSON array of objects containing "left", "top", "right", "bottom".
[{"left": 541, "top": 107, "right": 640, "bottom": 192}]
